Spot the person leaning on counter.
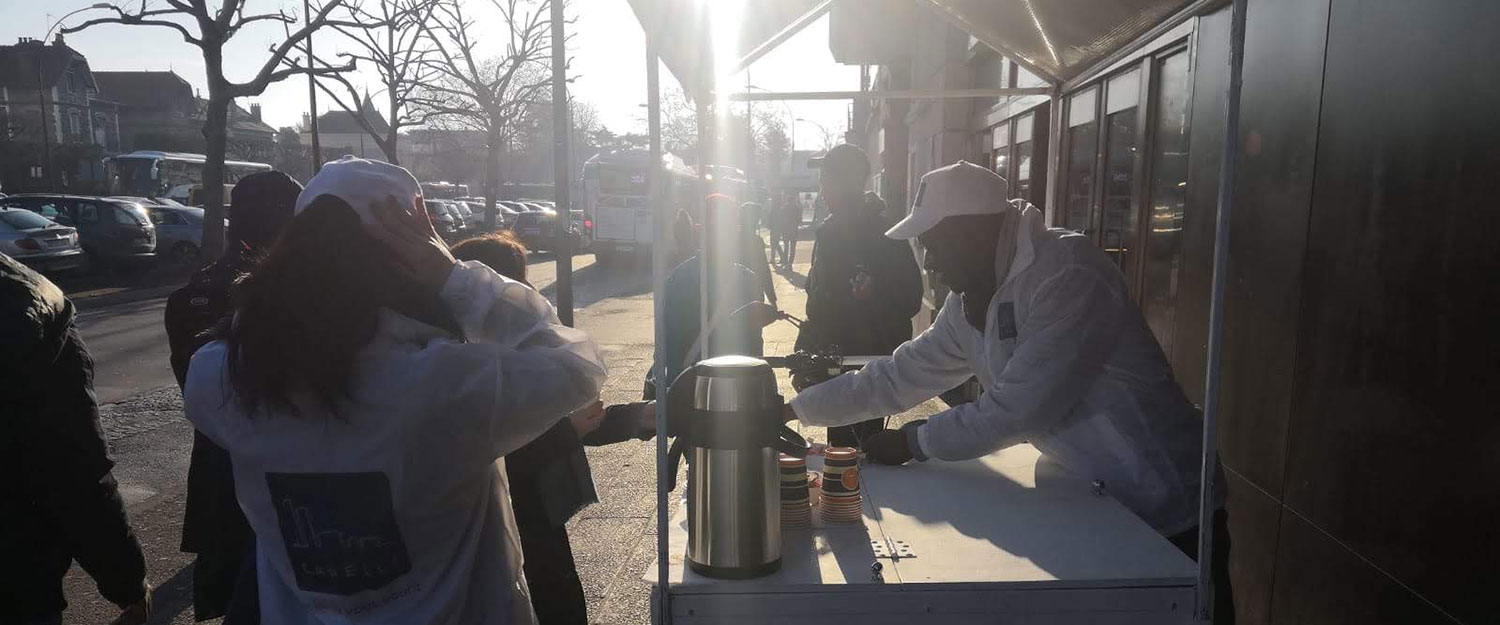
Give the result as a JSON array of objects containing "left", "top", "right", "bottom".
[{"left": 782, "top": 161, "right": 1234, "bottom": 623}]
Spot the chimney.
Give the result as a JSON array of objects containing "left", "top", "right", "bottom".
[{"left": 250, "top": 103, "right": 262, "bottom": 122}]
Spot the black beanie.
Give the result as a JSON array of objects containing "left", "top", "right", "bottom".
[{"left": 227, "top": 170, "right": 303, "bottom": 251}]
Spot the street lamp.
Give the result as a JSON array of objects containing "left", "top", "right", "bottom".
[
  {"left": 795, "top": 117, "right": 831, "bottom": 151},
  {"left": 37, "top": 3, "right": 109, "bottom": 191}
]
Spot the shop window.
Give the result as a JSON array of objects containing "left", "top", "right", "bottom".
[
  {"left": 991, "top": 121, "right": 1010, "bottom": 185},
  {"left": 1063, "top": 87, "right": 1099, "bottom": 234},
  {"left": 1013, "top": 113, "right": 1034, "bottom": 202},
  {"left": 1142, "top": 51, "right": 1192, "bottom": 352},
  {"left": 1100, "top": 69, "right": 1141, "bottom": 281}
]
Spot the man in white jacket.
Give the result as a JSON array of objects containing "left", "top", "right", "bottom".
[
  {"left": 185, "top": 157, "right": 607, "bottom": 624},
  {"left": 785, "top": 161, "right": 1231, "bottom": 620}
]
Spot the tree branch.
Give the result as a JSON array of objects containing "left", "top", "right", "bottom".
[{"left": 63, "top": 4, "right": 202, "bottom": 46}]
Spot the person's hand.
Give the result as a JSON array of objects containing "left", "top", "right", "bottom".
[
  {"left": 568, "top": 399, "right": 605, "bottom": 437},
  {"left": 634, "top": 400, "right": 658, "bottom": 435},
  {"left": 110, "top": 582, "right": 151, "bottom": 625},
  {"left": 851, "top": 270, "right": 876, "bottom": 301},
  {"left": 365, "top": 195, "right": 456, "bottom": 294},
  {"left": 861, "top": 429, "right": 914, "bottom": 465}
]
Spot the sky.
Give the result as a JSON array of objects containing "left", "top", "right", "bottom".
[{"left": 0, "top": 0, "right": 858, "bottom": 151}]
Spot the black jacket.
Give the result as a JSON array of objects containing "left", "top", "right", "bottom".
[
  {"left": 0, "top": 253, "right": 148, "bottom": 621},
  {"left": 795, "top": 193, "right": 923, "bottom": 357},
  {"left": 165, "top": 255, "right": 254, "bottom": 558}
]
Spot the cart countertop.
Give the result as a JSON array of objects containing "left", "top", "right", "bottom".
[{"left": 647, "top": 444, "right": 1196, "bottom": 594}]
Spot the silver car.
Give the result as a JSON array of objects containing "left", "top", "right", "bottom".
[
  {"left": 144, "top": 205, "right": 205, "bottom": 264},
  {"left": 0, "top": 207, "right": 85, "bottom": 273}
]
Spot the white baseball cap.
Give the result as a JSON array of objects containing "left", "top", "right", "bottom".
[
  {"left": 293, "top": 156, "right": 422, "bottom": 223},
  {"left": 885, "top": 160, "right": 1010, "bottom": 239}
]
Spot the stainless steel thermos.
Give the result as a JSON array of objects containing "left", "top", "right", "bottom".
[{"left": 666, "top": 355, "right": 809, "bottom": 579}]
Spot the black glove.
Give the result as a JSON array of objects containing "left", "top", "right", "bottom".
[{"left": 861, "top": 420, "right": 928, "bottom": 465}]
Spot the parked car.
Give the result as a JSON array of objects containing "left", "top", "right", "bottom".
[
  {"left": 143, "top": 205, "right": 205, "bottom": 265},
  {"left": 111, "top": 195, "right": 187, "bottom": 208},
  {"left": 511, "top": 210, "right": 556, "bottom": 250},
  {"left": 458, "top": 200, "right": 498, "bottom": 230},
  {"left": 423, "top": 199, "right": 462, "bottom": 241},
  {"left": 447, "top": 200, "right": 481, "bottom": 233},
  {"left": 498, "top": 203, "right": 521, "bottom": 227},
  {"left": 0, "top": 207, "right": 84, "bottom": 273},
  {"left": 512, "top": 209, "right": 588, "bottom": 252},
  {"left": 0, "top": 194, "right": 156, "bottom": 269}
]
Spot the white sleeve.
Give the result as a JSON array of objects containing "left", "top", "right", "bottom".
[
  {"left": 916, "top": 267, "right": 1125, "bottom": 461},
  {"left": 790, "top": 292, "right": 974, "bottom": 427},
  {"left": 433, "top": 261, "right": 609, "bottom": 458}
]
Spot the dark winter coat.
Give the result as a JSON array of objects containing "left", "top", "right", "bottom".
[
  {"left": 795, "top": 193, "right": 923, "bottom": 357},
  {"left": 0, "top": 253, "right": 148, "bottom": 622}
]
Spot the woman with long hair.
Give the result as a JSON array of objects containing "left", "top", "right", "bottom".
[{"left": 184, "top": 157, "right": 606, "bottom": 624}]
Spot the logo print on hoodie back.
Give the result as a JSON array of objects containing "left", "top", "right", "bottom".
[{"left": 266, "top": 472, "right": 412, "bottom": 595}]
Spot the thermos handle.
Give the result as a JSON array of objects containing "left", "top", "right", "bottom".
[{"left": 769, "top": 419, "right": 810, "bottom": 457}]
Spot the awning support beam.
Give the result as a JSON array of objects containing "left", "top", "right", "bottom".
[
  {"left": 729, "top": 87, "right": 1051, "bottom": 102},
  {"left": 731, "top": 0, "right": 832, "bottom": 74},
  {"left": 1197, "top": 0, "right": 1248, "bottom": 620}
]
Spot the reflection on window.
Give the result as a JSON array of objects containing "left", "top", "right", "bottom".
[
  {"left": 1064, "top": 88, "right": 1099, "bottom": 234},
  {"left": 1143, "top": 52, "right": 1191, "bottom": 352},
  {"left": 1014, "top": 113, "right": 1034, "bottom": 201},
  {"left": 1101, "top": 70, "right": 1141, "bottom": 287},
  {"left": 992, "top": 122, "right": 1010, "bottom": 186}
]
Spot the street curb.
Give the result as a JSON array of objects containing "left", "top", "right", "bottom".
[{"left": 72, "top": 282, "right": 181, "bottom": 311}]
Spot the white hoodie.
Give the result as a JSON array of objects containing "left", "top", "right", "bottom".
[
  {"left": 185, "top": 261, "right": 607, "bottom": 624},
  {"left": 791, "top": 206, "right": 1206, "bottom": 535}
]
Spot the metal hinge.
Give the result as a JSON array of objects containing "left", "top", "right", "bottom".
[{"left": 870, "top": 538, "right": 917, "bottom": 560}]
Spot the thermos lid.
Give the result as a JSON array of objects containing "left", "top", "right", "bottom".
[{"left": 694, "top": 355, "right": 772, "bottom": 379}]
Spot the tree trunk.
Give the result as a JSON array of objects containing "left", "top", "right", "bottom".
[
  {"left": 485, "top": 125, "right": 500, "bottom": 231},
  {"left": 200, "top": 95, "right": 230, "bottom": 263}
]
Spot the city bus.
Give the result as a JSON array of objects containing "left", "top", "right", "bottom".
[
  {"left": 106, "top": 151, "right": 272, "bottom": 206},
  {"left": 581, "top": 150, "right": 701, "bottom": 265},
  {"left": 420, "top": 181, "right": 470, "bottom": 200}
]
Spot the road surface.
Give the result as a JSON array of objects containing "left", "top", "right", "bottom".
[{"left": 74, "top": 253, "right": 597, "bottom": 405}]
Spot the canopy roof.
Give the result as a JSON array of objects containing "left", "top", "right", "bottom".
[
  {"left": 927, "top": 0, "right": 1216, "bottom": 83},
  {"left": 626, "top": 0, "right": 824, "bottom": 100},
  {"left": 628, "top": 0, "right": 1222, "bottom": 92}
]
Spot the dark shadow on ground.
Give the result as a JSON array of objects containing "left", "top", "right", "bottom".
[
  {"left": 539, "top": 256, "right": 652, "bottom": 309},
  {"left": 145, "top": 563, "right": 195, "bottom": 625}
]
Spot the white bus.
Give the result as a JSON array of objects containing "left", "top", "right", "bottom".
[
  {"left": 107, "top": 151, "right": 272, "bottom": 206},
  {"left": 582, "top": 150, "right": 700, "bottom": 265}
]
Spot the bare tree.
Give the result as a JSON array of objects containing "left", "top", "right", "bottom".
[
  {"left": 64, "top": 0, "right": 364, "bottom": 260},
  {"left": 300, "top": 0, "right": 438, "bottom": 165},
  {"left": 416, "top": 0, "right": 556, "bottom": 230}
]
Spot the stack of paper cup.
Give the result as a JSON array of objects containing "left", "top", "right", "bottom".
[
  {"left": 818, "top": 447, "right": 861, "bottom": 523},
  {"left": 779, "top": 454, "right": 811, "bottom": 527}
]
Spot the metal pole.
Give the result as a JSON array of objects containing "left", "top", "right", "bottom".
[
  {"left": 746, "top": 70, "right": 755, "bottom": 205},
  {"left": 550, "top": 0, "right": 574, "bottom": 326},
  {"left": 646, "top": 39, "right": 672, "bottom": 625},
  {"left": 1197, "top": 0, "right": 1248, "bottom": 620},
  {"left": 306, "top": 0, "right": 322, "bottom": 172},
  {"left": 37, "top": 51, "right": 52, "bottom": 191}
]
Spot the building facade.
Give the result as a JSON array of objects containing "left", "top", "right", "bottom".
[
  {"left": 93, "top": 70, "right": 276, "bottom": 164},
  {"left": 0, "top": 36, "right": 119, "bottom": 193},
  {"left": 847, "top": 2, "right": 1496, "bottom": 623}
]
